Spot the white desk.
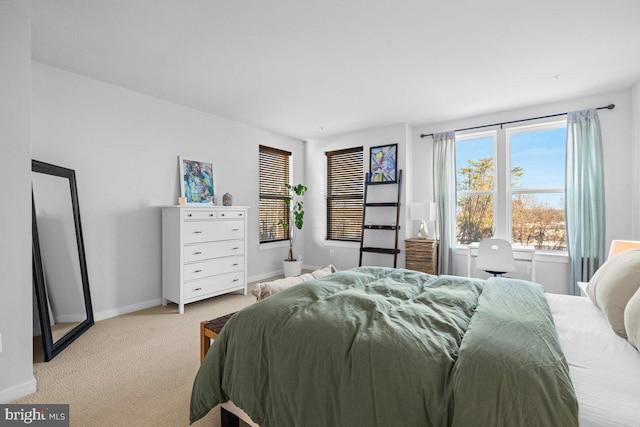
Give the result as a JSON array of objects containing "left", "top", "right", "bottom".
[{"left": 466, "top": 242, "right": 536, "bottom": 282}]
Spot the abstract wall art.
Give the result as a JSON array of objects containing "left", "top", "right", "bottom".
[
  {"left": 179, "top": 157, "right": 215, "bottom": 205},
  {"left": 369, "top": 143, "right": 397, "bottom": 184}
]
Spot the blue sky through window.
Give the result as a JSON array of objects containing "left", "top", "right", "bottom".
[
  {"left": 455, "top": 137, "right": 494, "bottom": 187},
  {"left": 455, "top": 129, "right": 566, "bottom": 191},
  {"left": 511, "top": 127, "right": 566, "bottom": 189}
]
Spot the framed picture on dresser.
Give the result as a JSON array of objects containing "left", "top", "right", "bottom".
[{"left": 179, "top": 156, "right": 215, "bottom": 205}]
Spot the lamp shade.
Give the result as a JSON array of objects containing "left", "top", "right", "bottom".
[
  {"left": 409, "top": 202, "right": 436, "bottom": 221},
  {"left": 609, "top": 240, "right": 640, "bottom": 259}
]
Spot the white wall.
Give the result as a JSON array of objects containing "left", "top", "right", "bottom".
[
  {"left": 412, "top": 89, "right": 634, "bottom": 294},
  {"left": 0, "top": 0, "right": 36, "bottom": 403},
  {"left": 304, "top": 123, "right": 411, "bottom": 271},
  {"left": 31, "top": 63, "right": 305, "bottom": 320}
]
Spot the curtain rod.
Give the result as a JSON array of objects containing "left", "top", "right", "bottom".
[{"left": 419, "top": 103, "right": 615, "bottom": 139}]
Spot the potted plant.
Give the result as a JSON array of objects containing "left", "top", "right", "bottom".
[{"left": 279, "top": 183, "right": 307, "bottom": 277}]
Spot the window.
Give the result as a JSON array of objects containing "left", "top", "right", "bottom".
[
  {"left": 259, "top": 145, "right": 291, "bottom": 243},
  {"left": 455, "top": 133, "right": 496, "bottom": 244},
  {"left": 326, "top": 147, "right": 363, "bottom": 241},
  {"left": 455, "top": 121, "right": 567, "bottom": 251},
  {"left": 509, "top": 124, "right": 567, "bottom": 251}
]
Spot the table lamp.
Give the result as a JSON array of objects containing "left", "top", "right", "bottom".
[{"left": 410, "top": 202, "right": 436, "bottom": 239}]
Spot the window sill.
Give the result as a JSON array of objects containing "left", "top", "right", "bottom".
[
  {"left": 535, "top": 251, "right": 568, "bottom": 263},
  {"left": 259, "top": 241, "right": 290, "bottom": 251}
]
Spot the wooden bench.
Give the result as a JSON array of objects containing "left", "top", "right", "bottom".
[
  {"left": 200, "top": 312, "right": 236, "bottom": 362},
  {"left": 200, "top": 311, "right": 252, "bottom": 427}
]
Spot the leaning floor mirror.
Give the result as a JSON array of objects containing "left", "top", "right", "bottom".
[{"left": 32, "top": 160, "right": 94, "bottom": 361}]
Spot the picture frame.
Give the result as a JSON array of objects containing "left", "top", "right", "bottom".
[
  {"left": 179, "top": 156, "right": 215, "bottom": 205},
  {"left": 369, "top": 143, "right": 398, "bottom": 184}
]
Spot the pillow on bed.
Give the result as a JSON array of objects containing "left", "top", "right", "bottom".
[
  {"left": 251, "top": 265, "right": 337, "bottom": 300},
  {"left": 587, "top": 249, "right": 640, "bottom": 337},
  {"left": 624, "top": 288, "right": 640, "bottom": 349}
]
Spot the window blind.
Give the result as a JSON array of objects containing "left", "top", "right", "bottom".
[
  {"left": 259, "top": 145, "right": 291, "bottom": 243},
  {"left": 326, "top": 147, "right": 363, "bottom": 241}
]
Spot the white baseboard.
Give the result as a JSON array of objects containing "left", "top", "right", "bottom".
[
  {"left": 95, "top": 266, "right": 338, "bottom": 320},
  {"left": 248, "top": 270, "right": 284, "bottom": 283},
  {"left": 0, "top": 376, "right": 37, "bottom": 403},
  {"left": 94, "top": 266, "right": 337, "bottom": 321},
  {"left": 93, "top": 298, "right": 162, "bottom": 322},
  {"left": 247, "top": 264, "right": 331, "bottom": 284},
  {"left": 52, "top": 314, "right": 88, "bottom": 323}
]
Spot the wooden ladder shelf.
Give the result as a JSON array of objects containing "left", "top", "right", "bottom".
[{"left": 359, "top": 169, "right": 403, "bottom": 268}]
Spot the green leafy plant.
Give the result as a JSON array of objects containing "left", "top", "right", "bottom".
[{"left": 278, "top": 183, "right": 308, "bottom": 261}]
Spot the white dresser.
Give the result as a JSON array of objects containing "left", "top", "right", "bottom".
[{"left": 162, "top": 206, "right": 248, "bottom": 314}]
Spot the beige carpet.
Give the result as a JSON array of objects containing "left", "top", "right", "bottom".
[{"left": 15, "top": 289, "right": 260, "bottom": 427}]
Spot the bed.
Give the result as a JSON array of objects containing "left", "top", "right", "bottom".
[
  {"left": 546, "top": 293, "right": 640, "bottom": 426},
  {"left": 193, "top": 264, "right": 640, "bottom": 426}
]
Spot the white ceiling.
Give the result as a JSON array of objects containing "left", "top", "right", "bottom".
[{"left": 31, "top": 0, "right": 640, "bottom": 140}]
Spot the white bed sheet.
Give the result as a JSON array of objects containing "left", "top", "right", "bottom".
[{"left": 546, "top": 293, "right": 640, "bottom": 427}]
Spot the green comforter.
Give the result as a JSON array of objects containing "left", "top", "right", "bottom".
[{"left": 190, "top": 267, "right": 578, "bottom": 426}]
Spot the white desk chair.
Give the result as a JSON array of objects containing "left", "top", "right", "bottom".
[{"left": 476, "top": 238, "right": 516, "bottom": 277}]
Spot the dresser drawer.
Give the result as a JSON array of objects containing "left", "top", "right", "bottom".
[
  {"left": 183, "top": 220, "right": 244, "bottom": 244},
  {"left": 183, "top": 271, "right": 245, "bottom": 301},
  {"left": 184, "top": 255, "right": 244, "bottom": 281},
  {"left": 184, "top": 210, "right": 217, "bottom": 221},
  {"left": 406, "top": 260, "right": 437, "bottom": 274},
  {"left": 184, "top": 240, "right": 245, "bottom": 263},
  {"left": 217, "top": 210, "right": 245, "bottom": 219}
]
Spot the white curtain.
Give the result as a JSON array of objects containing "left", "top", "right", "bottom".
[
  {"left": 433, "top": 131, "right": 457, "bottom": 275},
  {"left": 565, "top": 108, "right": 606, "bottom": 295}
]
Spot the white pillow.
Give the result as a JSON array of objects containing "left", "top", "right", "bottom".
[
  {"left": 624, "top": 288, "right": 640, "bottom": 350},
  {"left": 251, "top": 265, "right": 336, "bottom": 300},
  {"left": 587, "top": 249, "right": 640, "bottom": 337}
]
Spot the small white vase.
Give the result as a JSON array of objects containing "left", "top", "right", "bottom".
[{"left": 283, "top": 260, "right": 302, "bottom": 277}]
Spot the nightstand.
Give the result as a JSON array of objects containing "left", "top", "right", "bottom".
[
  {"left": 577, "top": 281, "right": 589, "bottom": 297},
  {"left": 405, "top": 239, "right": 438, "bottom": 274}
]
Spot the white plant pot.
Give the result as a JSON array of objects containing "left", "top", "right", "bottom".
[{"left": 283, "top": 259, "right": 302, "bottom": 277}]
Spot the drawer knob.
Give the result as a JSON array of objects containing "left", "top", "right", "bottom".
[
  {"left": 194, "top": 231, "right": 202, "bottom": 234},
  {"left": 232, "top": 228, "right": 240, "bottom": 232},
  {"left": 209, "top": 213, "right": 214, "bottom": 217},
  {"left": 232, "top": 279, "right": 239, "bottom": 282},
  {"left": 187, "top": 213, "right": 193, "bottom": 217},
  {"left": 194, "top": 251, "right": 202, "bottom": 255},
  {"left": 232, "top": 247, "right": 240, "bottom": 250},
  {"left": 232, "top": 263, "right": 239, "bottom": 266},
  {"left": 194, "top": 287, "right": 202, "bottom": 291},
  {"left": 194, "top": 269, "right": 202, "bottom": 273}
]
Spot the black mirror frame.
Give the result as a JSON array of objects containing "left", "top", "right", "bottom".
[{"left": 32, "top": 159, "right": 94, "bottom": 361}]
